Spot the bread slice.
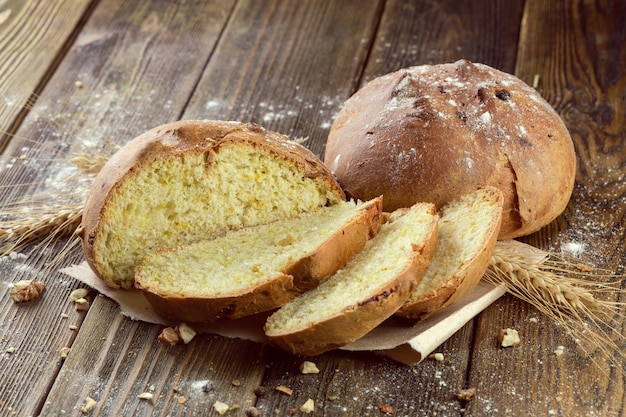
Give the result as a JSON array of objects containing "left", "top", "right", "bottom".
[
  {"left": 135, "top": 198, "right": 383, "bottom": 323},
  {"left": 79, "top": 120, "right": 345, "bottom": 289},
  {"left": 395, "top": 187, "right": 503, "bottom": 320},
  {"left": 264, "top": 202, "right": 438, "bottom": 356}
]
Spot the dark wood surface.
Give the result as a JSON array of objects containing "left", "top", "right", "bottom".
[{"left": 0, "top": 1, "right": 624, "bottom": 416}]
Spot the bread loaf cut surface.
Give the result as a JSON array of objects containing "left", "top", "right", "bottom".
[
  {"left": 135, "top": 198, "right": 383, "bottom": 322},
  {"left": 396, "top": 187, "right": 503, "bottom": 319},
  {"left": 80, "top": 120, "right": 345, "bottom": 289},
  {"left": 324, "top": 59, "right": 576, "bottom": 239},
  {"left": 264, "top": 202, "right": 438, "bottom": 356}
]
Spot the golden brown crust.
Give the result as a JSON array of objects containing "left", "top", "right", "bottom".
[
  {"left": 80, "top": 120, "right": 345, "bottom": 288},
  {"left": 396, "top": 187, "right": 504, "bottom": 320},
  {"left": 264, "top": 205, "right": 439, "bottom": 356},
  {"left": 135, "top": 197, "right": 384, "bottom": 323},
  {"left": 324, "top": 59, "right": 576, "bottom": 239}
]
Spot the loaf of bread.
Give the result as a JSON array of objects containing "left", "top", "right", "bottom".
[
  {"left": 396, "top": 187, "right": 503, "bottom": 319},
  {"left": 264, "top": 202, "right": 438, "bottom": 356},
  {"left": 324, "top": 59, "right": 576, "bottom": 239},
  {"left": 135, "top": 198, "right": 383, "bottom": 322},
  {"left": 80, "top": 120, "right": 345, "bottom": 289}
]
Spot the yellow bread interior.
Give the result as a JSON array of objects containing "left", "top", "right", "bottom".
[
  {"left": 95, "top": 143, "right": 342, "bottom": 288},
  {"left": 136, "top": 199, "right": 373, "bottom": 297},
  {"left": 403, "top": 187, "right": 502, "bottom": 306},
  {"left": 264, "top": 202, "right": 437, "bottom": 334}
]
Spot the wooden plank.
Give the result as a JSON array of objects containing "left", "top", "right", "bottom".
[
  {"left": 0, "top": 0, "right": 96, "bottom": 153},
  {"left": 466, "top": 0, "right": 626, "bottom": 415},
  {"left": 0, "top": 0, "right": 238, "bottom": 415}
]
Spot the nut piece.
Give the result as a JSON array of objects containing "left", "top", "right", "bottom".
[
  {"left": 69, "top": 288, "right": 89, "bottom": 302},
  {"left": 457, "top": 387, "right": 477, "bottom": 401},
  {"left": 300, "top": 361, "right": 320, "bottom": 374},
  {"left": 300, "top": 398, "right": 315, "bottom": 413},
  {"left": 9, "top": 280, "right": 45, "bottom": 302},
  {"left": 80, "top": 396, "right": 97, "bottom": 413},
  {"left": 138, "top": 392, "right": 154, "bottom": 401},
  {"left": 213, "top": 401, "right": 230, "bottom": 415},
  {"left": 554, "top": 345, "right": 565, "bottom": 357},
  {"left": 498, "top": 328, "right": 521, "bottom": 347},
  {"left": 59, "top": 347, "right": 71, "bottom": 358},
  {"left": 176, "top": 323, "right": 196, "bottom": 344},
  {"left": 158, "top": 327, "right": 181, "bottom": 346}
]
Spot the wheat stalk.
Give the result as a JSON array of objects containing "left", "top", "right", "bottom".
[
  {"left": 71, "top": 151, "right": 109, "bottom": 174},
  {"left": 485, "top": 240, "right": 625, "bottom": 360}
]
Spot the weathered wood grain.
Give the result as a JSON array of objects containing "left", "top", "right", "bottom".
[
  {"left": 0, "top": 0, "right": 96, "bottom": 153},
  {"left": 183, "top": 0, "right": 385, "bottom": 158},
  {"left": 467, "top": 0, "right": 626, "bottom": 415}
]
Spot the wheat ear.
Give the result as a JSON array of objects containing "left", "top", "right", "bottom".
[{"left": 485, "top": 240, "right": 625, "bottom": 359}]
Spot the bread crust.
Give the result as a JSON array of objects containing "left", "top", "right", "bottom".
[
  {"left": 79, "top": 120, "right": 345, "bottom": 288},
  {"left": 324, "top": 59, "right": 576, "bottom": 239},
  {"left": 396, "top": 187, "right": 503, "bottom": 320},
  {"left": 135, "top": 197, "right": 384, "bottom": 323},
  {"left": 264, "top": 204, "right": 439, "bottom": 356}
]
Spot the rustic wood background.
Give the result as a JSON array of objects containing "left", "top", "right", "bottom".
[{"left": 0, "top": 0, "right": 624, "bottom": 416}]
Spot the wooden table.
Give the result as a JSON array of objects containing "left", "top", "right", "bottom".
[{"left": 1, "top": 1, "right": 624, "bottom": 416}]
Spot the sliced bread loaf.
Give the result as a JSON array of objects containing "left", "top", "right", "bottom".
[
  {"left": 79, "top": 120, "right": 345, "bottom": 289},
  {"left": 135, "top": 198, "right": 383, "bottom": 323},
  {"left": 395, "top": 187, "right": 503, "bottom": 320},
  {"left": 264, "top": 202, "right": 438, "bottom": 356}
]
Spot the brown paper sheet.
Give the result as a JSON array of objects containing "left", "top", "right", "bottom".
[{"left": 60, "top": 262, "right": 504, "bottom": 365}]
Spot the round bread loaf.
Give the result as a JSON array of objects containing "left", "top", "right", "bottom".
[
  {"left": 324, "top": 59, "right": 576, "bottom": 239},
  {"left": 80, "top": 120, "right": 345, "bottom": 289}
]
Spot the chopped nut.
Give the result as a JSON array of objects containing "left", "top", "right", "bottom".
[
  {"left": 138, "top": 392, "right": 154, "bottom": 401},
  {"left": 69, "top": 325, "right": 78, "bottom": 330},
  {"left": 457, "top": 387, "right": 477, "bottom": 401},
  {"left": 232, "top": 379, "right": 241, "bottom": 387},
  {"left": 176, "top": 323, "right": 196, "bottom": 344},
  {"left": 80, "top": 396, "right": 97, "bottom": 413},
  {"left": 59, "top": 347, "right": 71, "bottom": 358},
  {"left": 300, "top": 360, "right": 320, "bottom": 374},
  {"left": 60, "top": 313, "right": 69, "bottom": 319},
  {"left": 177, "top": 396, "right": 187, "bottom": 404},
  {"left": 74, "top": 297, "right": 90, "bottom": 311},
  {"left": 379, "top": 404, "right": 394, "bottom": 414},
  {"left": 554, "top": 346, "right": 565, "bottom": 357},
  {"left": 9, "top": 280, "right": 45, "bottom": 302},
  {"left": 158, "top": 327, "right": 180, "bottom": 346},
  {"left": 300, "top": 399, "right": 315, "bottom": 413},
  {"left": 213, "top": 401, "right": 230, "bottom": 415},
  {"left": 69, "top": 288, "right": 89, "bottom": 302},
  {"left": 498, "top": 328, "right": 521, "bottom": 347},
  {"left": 6, "top": 347, "right": 16, "bottom": 354},
  {"left": 275, "top": 385, "right": 293, "bottom": 396}
]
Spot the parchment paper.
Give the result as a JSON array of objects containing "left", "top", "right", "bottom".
[{"left": 61, "top": 262, "right": 504, "bottom": 365}]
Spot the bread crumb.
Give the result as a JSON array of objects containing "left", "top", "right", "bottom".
[
  {"left": 74, "top": 297, "right": 90, "bottom": 311},
  {"left": 275, "top": 385, "right": 293, "bottom": 396},
  {"left": 498, "top": 328, "right": 521, "bottom": 347},
  {"left": 232, "top": 379, "right": 241, "bottom": 387},
  {"left": 137, "top": 392, "right": 153, "bottom": 401},
  {"left": 80, "top": 397, "right": 97, "bottom": 413},
  {"left": 554, "top": 346, "right": 565, "bottom": 357},
  {"left": 300, "top": 399, "right": 315, "bottom": 413},
  {"left": 177, "top": 396, "right": 187, "bottom": 404},
  {"left": 457, "top": 387, "right": 477, "bottom": 401},
  {"left": 158, "top": 327, "right": 180, "bottom": 346},
  {"left": 300, "top": 360, "right": 320, "bottom": 374},
  {"left": 69, "top": 288, "right": 89, "bottom": 302},
  {"left": 59, "top": 347, "right": 71, "bottom": 358},
  {"left": 9, "top": 280, "right": 45, "bottom": 302},
  {"left": 429, "top": 352, "right": 444, "bottom": 361},
  {"left": 214, "top": 401, "right": 230, "bottom": 415},
  {"left": 379, "top": 404, "right": 394, "bottom": 414}
]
